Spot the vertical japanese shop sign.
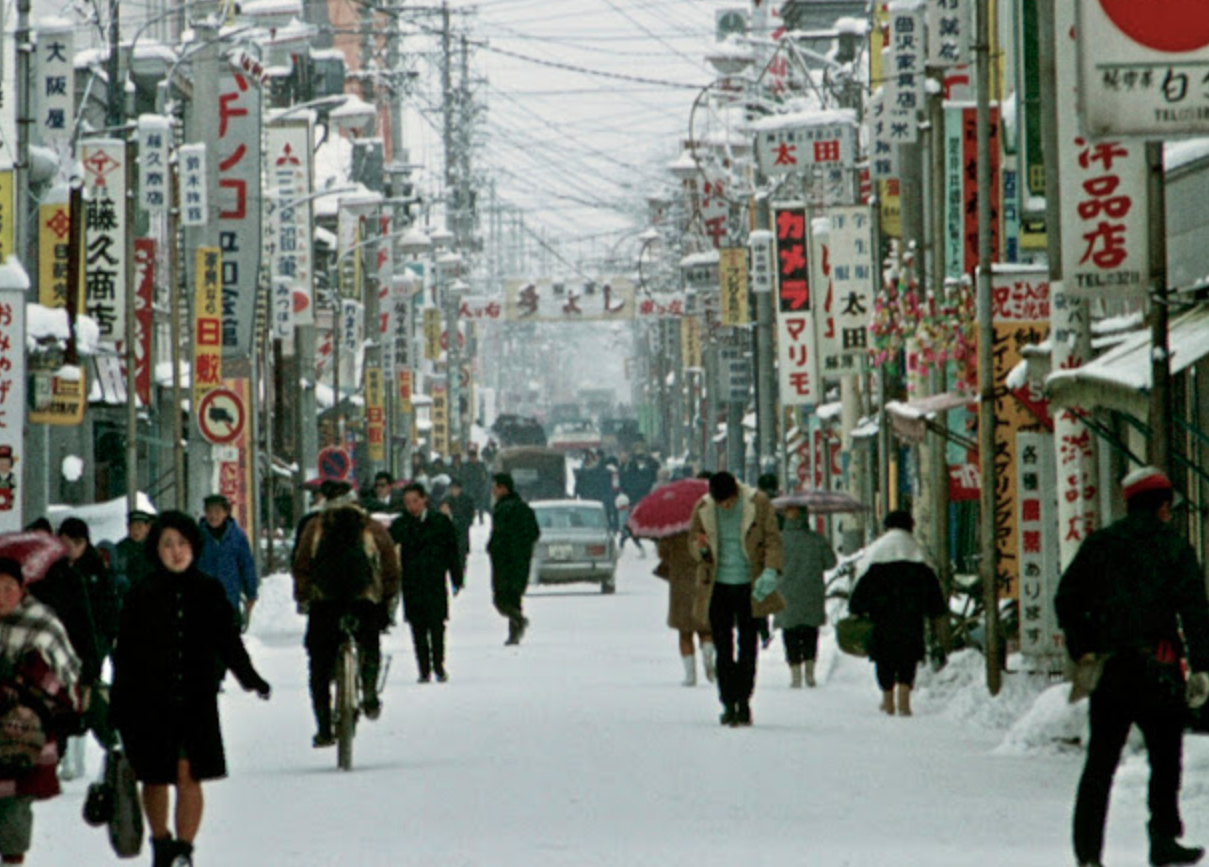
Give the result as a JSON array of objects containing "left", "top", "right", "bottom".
[
  {"left": 718, "top": 247, "right": 749, "bottom": 327},
  {"left": 34, "top": 22, "right": 73, "bottom": 179},
  {"left": 38, "top": 203, "right": 72, "bottom": 308},
  {"left": 1016, "top": 432, "right": 1061, "bottom": 658},
  {"left": 266, "top": 120, "right": 314, "bottom": 326},
  {"left": 216, "top": 73, "right": 262, "bottom": 357},
  {"left": 868, "top": 89, "right": 902, "bottom": 180},
  {"left": 0, "top": 293, "right": 23, "bottom": 527},
  {"left": 1057, "top": 1, "right": 1149, "bottom": 298},
  {"left": 431, "top": 384, "right": 449, "bottom": 457},
  {"left": 128, "top": 239, "right": 155, "bottom": 406},
  {"left": 178, "top": 145, "right": 208, "bottom": 227},
  {"left": 398, "top": 370, "right": 413, "bottom": 413},
  {"left": 1051, "top": 281, "right": 1099, "bottom": 569},
  {"left": 985, "top": 266, "right": 1050, "bottom": 599},
  {"left": 136, "top": 115, "right": 170, "bottom": 212},
  {"left": 366, "top": 367, "right": 385, "bottom": 462},
  {"left": 945, "top": 106, "right": 1000, "bottom": 279},
  {"left": 1077, "top": 0, "right": 1209, "bottom": 137},
  {"left": 80, "top": 140, "right": 127, "bottom": 342},
  {"left": 214, "top": 377, "right": 255, "bottom": 545},
  {"left": 0, "top": 172, "right": 12, "bottom": 263},
  {"left": 811, "top": 219, "right": 838, "bottom": 372},
  {"left": 339, "top": 299, "right": 363, "bottom": 389},
  {"left": 337, "top": 208, "right": 361, "bottom": 300},
  {"left": 829, "top": 205, "right": 874, "bottom": 371},
  {"left": 192, "top": 247, "right": 223, "bottom": 410},
  {"left": 749, "top": 230, "right": 774, "bottom": 296},
  {"left": 774, "top": 206, "right": 818, "bottom": 406},
  {"left": 680, "top": 317, "right": 702, "bottom": 369},
  {"left": 423, "top": 307, "right": 442, "bottom": 361},
  {"left": 927, "top": 0, "right": 970, "bottom": 67}
]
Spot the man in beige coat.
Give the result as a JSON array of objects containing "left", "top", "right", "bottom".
[{"left": 689, "top": 472, "right": 784, "bottom": 726}]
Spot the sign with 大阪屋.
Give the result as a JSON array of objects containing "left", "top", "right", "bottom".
[
  {"left": 984, "top": 266, "right": 1050, "bottom": 600},
  {"left": 718, "top": 248, "right": 749, "bottom": 327},
  {"left": 1077, "top": 0, "right": 1209, "bottom": 138},
  {"left": 774, "top": 205, "right": 818, "bottom": 406},
  {"left": 34, "top": 21, "right": 74, "bottom": 181},
  {"left": 80, "top": 140, "right": 128, "bottom": 342},
  {"left": 1057, "top": 0, "right": 1149, "bottom": 298}
]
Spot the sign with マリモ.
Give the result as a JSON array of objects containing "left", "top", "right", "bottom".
[
  {"left": 197, "top": 387, "right": 246, "bottom": 445},
  {"left": 1077, "top": 0, "right": 1209, "bottom": 137}
]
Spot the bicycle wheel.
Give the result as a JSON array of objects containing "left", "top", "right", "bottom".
[{"left": 335, "top": 640, "right": 358, "bottom": 771}]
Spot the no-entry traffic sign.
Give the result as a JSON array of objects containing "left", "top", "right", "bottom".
[
  {"left": 197, "top": 387, "right": 246, "bottom": 445},
  {"left": 318, "top": 447, "right": 352, "bottom": 482}
]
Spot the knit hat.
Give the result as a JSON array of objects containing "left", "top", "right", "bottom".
[{"left": 1121, "top": 466, "right": 1173, "bottom": 501}]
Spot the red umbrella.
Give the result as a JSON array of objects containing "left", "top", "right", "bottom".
[
  {"left": 627, "top": 479, "right": 709, "bottom": 539},
  {"left": 0, "top": 532, "right": 69, "bottom": 584}
]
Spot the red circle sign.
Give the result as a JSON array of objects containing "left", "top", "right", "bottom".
[
  {"left": 1098, "top": 0, "right": 1209, "bottom": 53},
  {"left": 197, "top": 388, "right": 246, "bottom": 445},
  {"left": 318, "top": 447, "right": 351, "bottom": 482}
]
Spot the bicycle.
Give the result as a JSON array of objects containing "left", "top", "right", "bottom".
[{"left": 332, "top": 612, "right": 392, "bottom": 771}]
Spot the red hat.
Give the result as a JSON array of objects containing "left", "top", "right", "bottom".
[{"left": 1122, "top": 466, "right": 1173, "bottom": 501}]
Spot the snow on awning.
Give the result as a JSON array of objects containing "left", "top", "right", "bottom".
[
  {"left": 1047, "top": 305, "right": 1209, "bottom": 418},
  {"left": 885, "top": 392, "right": 975, "bottom": 445}
]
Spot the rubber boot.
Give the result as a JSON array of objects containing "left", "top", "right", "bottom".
[
  {"left": 805, "top": 660, "right": 817, "bottom": 688},
  {"left": 681, "top": 654, "right": 697, "bottom": 687},
  {"left": 880, "top": 690, "right": 895, "bottom": 715},
  {"left": 790, "top": 663, "right": 803, "bottom": 688},
  {"left": 151, "top": 836, "right": 175, "bottom": 867},
  {"left": 701, "top": 642, "right": 717, "bottom": 683},
  {"left": 1151, "top": 836, "right": 1205, "bottom": 866},
  {"left": 896, "top": 683, "right": 913, "bottom": 717}
]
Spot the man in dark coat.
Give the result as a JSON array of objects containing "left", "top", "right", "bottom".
[
  {"left": 363, "top": 471, "right": 402, "bottom": 514},
  {"left": 462, "top": 447, "right": 491, "bottom": 523},
  {"left": 1055, "top": 467, "right": 1209, "bottom": 867},
  {"left": 849, "top": 510, "right": 946, "bottom": 718},
  {"left": 198, "top": 495, "right": 259, "bottom": 632},
  {"left": 114, "top": 510, "right": 155, "bottom": 599},
  {"left": 440, "top": 479, "right": 476, "bottom": 576},
  {"left": 487, "top": 473, "right": 540, "bottom": 646},
  {"left": 619, "top": 450, "right": 659, "bottom": 508},
  {"left": 390, "top": 483, "right": 463, "bottom": 682}
]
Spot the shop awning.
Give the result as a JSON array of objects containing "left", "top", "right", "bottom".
[
  {"left": 885, "top": 392, "right": 976, "bottom": 445},
  {"left": 1046, "top": 305, "right": 1209, "bottom": 417}
]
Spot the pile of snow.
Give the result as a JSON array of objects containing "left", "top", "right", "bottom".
[
  {"left": 913, "top": 649, "right": 1051, "bottom": 731},
  {"left": 996, "top": 683, "right": 1089, "bottom": 756},
  {"left": 47, "top": 492, "right": 157, "bottom": 544}
]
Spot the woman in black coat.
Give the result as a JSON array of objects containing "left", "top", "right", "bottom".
[{"left": 110, "top": 511, "right": 271, "bottom": 867}]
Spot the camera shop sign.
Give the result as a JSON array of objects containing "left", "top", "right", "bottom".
[{"left": 1077, "top": 0, "right": 1209, "bottom": 137}]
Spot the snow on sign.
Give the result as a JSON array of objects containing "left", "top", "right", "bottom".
[
  {"left": 1077, "top": 0, "right": 1209, "bottom": 137},
  {"left": 752, "top": 110, "right": 858, "bottom": 179},
  {"left": 197, "top": 387, "right": 246, "bottom": 445}
]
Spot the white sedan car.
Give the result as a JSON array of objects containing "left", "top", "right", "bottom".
[{"left": 529, "top": 500, "right": 617, "bottom": 594}]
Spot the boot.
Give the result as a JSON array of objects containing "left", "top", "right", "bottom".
[
  {"left": 151, "top": 836, "right": 175, "bottom": 867},
  {"left": 1151, "top": 836, "right": 1205, "bottom": 866},
  {"left": 789, "top": 663, "right": 803, "bottom": 689},
  {"left": 719, "top": 703, "right": 737, "bottom": 726},
  {"left": 896, "top": 683, "right": 913, "bottom": 717},
  {"left": 504, "top": 620, "right": 520, "bottom": 646},
  {"left": 681, "top": 654, "right": 697, "bottom": 687},
  {"left": 880, "top": 690, "right": 895, "bottom": 715},
  {"left": 804, "top": 660, "right": 817, "bottom": 688},
  {"left": 312, "top": 698, "right": 334, "bottom": 747},
  {"left": 169, "top": 841, "right": 194, "bottom": 867},
  {"left": 733, "top": 701, "right": 752, "bottom": 726},
  {"left": 361, "top": 655, "right": 382, "bottom": 720},
  {"left": 701, "top": 642, "right": 717, "bottom": 683}
]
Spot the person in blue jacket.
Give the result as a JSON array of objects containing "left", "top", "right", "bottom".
[{"left": 197, "top": 495, "right": 258, "bottom": 632}]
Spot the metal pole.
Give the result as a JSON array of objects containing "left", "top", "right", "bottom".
[
  {"left": 975, "top": 0, "right": 1002, "bottom": 695},
  {"left": 1146, "top": 140, "right": 1171, "bottom": 473}
]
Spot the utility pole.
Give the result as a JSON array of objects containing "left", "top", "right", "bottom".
[
  {"left": 975, "top": 0, "right": 1002, "bottom": 695},
  {"left": 1146, "top": 143, "right": 1171, "bottom": 473}
]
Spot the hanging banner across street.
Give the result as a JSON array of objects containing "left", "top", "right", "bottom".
[{"left": 503, "top": 278, "right": 635, "bottom": 322}]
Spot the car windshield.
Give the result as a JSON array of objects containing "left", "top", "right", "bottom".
[{"left": 535, "top": 506, "right": 607, "bottom": 530}]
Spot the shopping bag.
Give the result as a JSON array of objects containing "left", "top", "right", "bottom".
[
  {"left": 836, "top": 615, "right": 874, "bottom": 657},
  {"left": 106, "top": 748, "right": 143, "bottom": 858}
]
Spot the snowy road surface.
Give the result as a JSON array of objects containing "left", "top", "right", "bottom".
[{"left": 33, "top": 524, "right": 1209, "bottom": 866}]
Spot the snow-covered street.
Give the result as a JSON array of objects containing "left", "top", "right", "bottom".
[{"left": 30, "top": 526, "right": 1209, "bottom": 866}]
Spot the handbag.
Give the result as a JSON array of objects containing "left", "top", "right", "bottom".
[
  {"left": 750, "top": 588, "right": 787, "bottom": 618},
  {"left": 87, "top": 747, "right": 142, "bottom": 858},
  {"left": 836, "top": 615, "right": 875, "bottom": 657},
  {"left": 0, "top": 703, "right": 46, "bottom": 775}
]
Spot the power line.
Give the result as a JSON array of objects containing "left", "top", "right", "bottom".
[{"left": 478, "top": 43, "right": 703, "bottom": 90}]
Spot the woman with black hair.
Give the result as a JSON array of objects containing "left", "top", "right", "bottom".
[{"left": 110, "top": 511, "right": 271, "bottom": 867}]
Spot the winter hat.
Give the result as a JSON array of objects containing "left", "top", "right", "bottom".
[{"left": 1121, "top": 466, "right": 1173, "bottom": 501}]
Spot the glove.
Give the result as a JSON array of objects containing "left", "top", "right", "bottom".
[
  {"left": 251, "top": 676, "right": 272, "bottom": 701},
  {"left": 1187, "top": 672, "right": 1209, "bottom": 710},
  {"left": 753, "top": 569, "right": 779, "bottom": 602}
]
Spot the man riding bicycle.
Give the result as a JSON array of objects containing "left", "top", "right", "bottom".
[{"left": 292, "top": 481, "right": 400, "bottom": 748}]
